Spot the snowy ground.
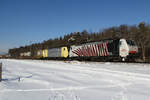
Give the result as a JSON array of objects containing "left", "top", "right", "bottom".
[{"left": 0, "top": 59, "right": 150, "bottom": 100}]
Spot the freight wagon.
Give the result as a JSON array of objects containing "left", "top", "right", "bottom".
[{"left": 35, "top": 47, "right": 69, "bottom": 59}]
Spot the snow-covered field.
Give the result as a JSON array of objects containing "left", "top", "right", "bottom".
[{"left": 0, "top": 59, "right": 150, "bottom": 100}]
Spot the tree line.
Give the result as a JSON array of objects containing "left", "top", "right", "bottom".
[{"left": 9, "top": 22, "right": 150, "bottom": 62}]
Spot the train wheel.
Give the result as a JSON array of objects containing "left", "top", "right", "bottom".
[{"left": 122, "top": 57, "right": 126, "bottom": 62}]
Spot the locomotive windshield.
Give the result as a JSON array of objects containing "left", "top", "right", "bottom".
[{"left": 126, "top": 40, "right": 136, "bottom": 46}]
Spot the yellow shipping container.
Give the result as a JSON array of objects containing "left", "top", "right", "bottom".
[
  {"left": 36, "top": 50, "right": 43, "bottom": 58},
  {"left": 42, "top": 49, "right": 48, "bottom": 58},
  {"left": 61, "top": 47, "right": 68, "bottom": 58}
]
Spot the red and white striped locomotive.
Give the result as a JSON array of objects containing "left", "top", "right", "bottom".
[{"left": 69, "top": 38, "right": 138, "bottom": 61}]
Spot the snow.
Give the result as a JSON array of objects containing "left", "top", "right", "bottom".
[{"left": 0, "top": 59, "right": 150, "bottom": 100}]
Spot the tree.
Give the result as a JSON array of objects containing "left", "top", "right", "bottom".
[{"left": 137, "top": 22, "right": 150, "bottom": 61}]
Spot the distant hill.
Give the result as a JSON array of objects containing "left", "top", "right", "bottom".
[
  {"left": 0, "top": 49, "right": 8, "bottom": 55},
  {"left": 0, "top": 52, "right": 7, "bottom": 55}
]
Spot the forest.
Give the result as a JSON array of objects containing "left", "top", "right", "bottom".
[{"left": 9, "top": 22, "right": 150, "bottom": 62}]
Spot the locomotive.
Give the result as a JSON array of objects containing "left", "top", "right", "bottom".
[
  {"left": 69, "top": 38, "right": 138, "bottom": 61},
  {"left": 18, "top": 38, "right": 138, "bottom": 61}
]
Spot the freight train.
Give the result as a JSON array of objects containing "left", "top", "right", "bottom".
[{"left": 12, "top": 38, "right": 138, "bottom": 61}]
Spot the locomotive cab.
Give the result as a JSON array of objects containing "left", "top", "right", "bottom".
[{"left": 119, "top": 39, "right": 138, "bottom": 61}]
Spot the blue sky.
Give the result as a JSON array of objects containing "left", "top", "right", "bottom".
[{"left": 0, "top": 0, "right": 150, "bottom": 54}]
